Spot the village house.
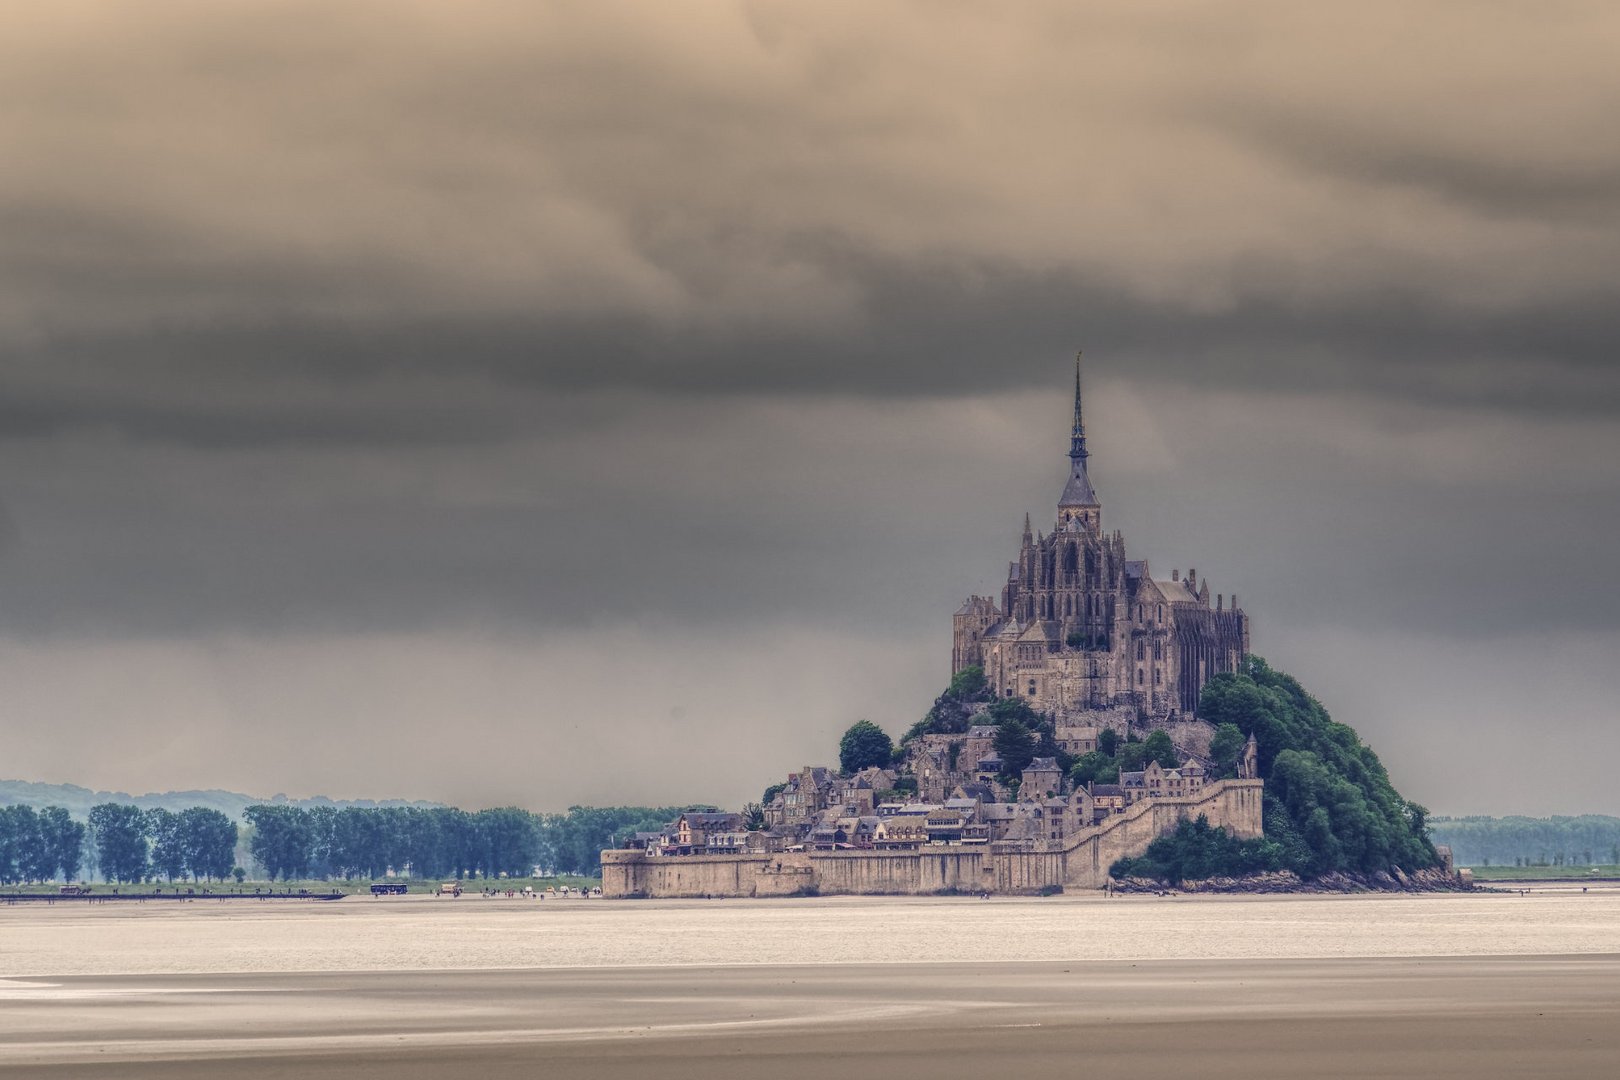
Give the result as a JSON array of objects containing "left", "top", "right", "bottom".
[
  {"left": 675, "top": 812, "right": 745, "bottom": 854},
  {"left": 1019, "top": 757, "right": 1064, "bottom": 800}
]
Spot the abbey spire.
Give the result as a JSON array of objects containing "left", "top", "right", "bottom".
[
  {"left": 1069, "top": 349, "right": 1088, "bottom": 465},
  {"left": 1058, "top": 351, "right": 1100, "bottom": 516}
]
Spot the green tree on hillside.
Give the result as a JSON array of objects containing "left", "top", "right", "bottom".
[
  {"left": 1143, "top": 730, "right": 1179, "bottom": 769},
  {"left": 840, "top": 720, "right": 894, "bottom": 774},
  {"left": 1208, "top": 723, "right": 1247, "bottom": 779},
  {"left": 1069, "top": 751, "right": 1119, "bottom": 787},
  {"left": 1112, "top": 815, "right": 1284, "bottom": 882},
  {"left": 1198, "top": 657, "right": 1437, "bottom": 876},
  {"left": 993, "top": 719, "right": 1038, "bottom": 776}
]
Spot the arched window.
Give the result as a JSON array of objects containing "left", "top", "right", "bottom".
[
  {"left": 1136, "top": 641, "right": 1144, "bottom": 661},
  {"left": 1137, "top": 669, "right": 1145, "bottom": 685}
]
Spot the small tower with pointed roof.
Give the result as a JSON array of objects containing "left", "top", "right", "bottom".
[{"left": 1058, "top": 352, "right": 1100, "bottom": 533}]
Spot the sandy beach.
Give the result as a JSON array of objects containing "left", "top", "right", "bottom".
[
  {"left": 4, "top": 892, "right": 1618, "bottom": 1077},
  {"left": 3, "top": 957, "right": 1618, "bottom": 1078}
]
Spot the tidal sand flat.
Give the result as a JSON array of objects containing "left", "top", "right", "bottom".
[{"left": 3, "top": 890, "right": 1618, "bottom": 1078}]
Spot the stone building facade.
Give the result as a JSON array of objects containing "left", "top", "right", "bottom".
[{"left": 952, "top": 356, "right": 1249, "bottom": 723}]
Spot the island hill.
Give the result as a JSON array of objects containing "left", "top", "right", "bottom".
[{"left": 603, "top": 357, "right": 1445, "bottom": 897}]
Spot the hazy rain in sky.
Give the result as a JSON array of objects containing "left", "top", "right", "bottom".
[{"left": 2, "top": 2, "right": 1619, "bottom": 814}]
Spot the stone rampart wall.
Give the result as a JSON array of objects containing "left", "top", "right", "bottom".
[{"left": 602, "top": 779, "right": 1263, "bottom": 898}]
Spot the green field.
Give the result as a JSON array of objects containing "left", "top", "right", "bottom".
[{"left": 1465, "top": 864, "right": 1620, "bottom": 881}]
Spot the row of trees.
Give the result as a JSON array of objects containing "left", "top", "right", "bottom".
[
  {"left": 0, "top": 805, "right": 86, "bottom": 884},
  {"left": 0, "top": 804, "right": 238, "bottom": 885},
  {"left": 2, "top": 801, "right": 706, "bottom": 884},
  {"left": 86, "top": 804, "right": 240, "bottom": 884},
  {"left": 1426, "top": 815, "right": 1620, "bottom": 868},
  {"left": 242, "top": 803, "right": 692, "bottom": 881}
]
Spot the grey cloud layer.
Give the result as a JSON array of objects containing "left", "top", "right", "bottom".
[
  {"left": 6, "top": 2, "right": 1620, "bottom": 416},
  {"left": 2, "top": 2, "right": 1618, "bottom": 812}
]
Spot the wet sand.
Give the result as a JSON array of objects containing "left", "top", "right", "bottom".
[{"left": 4, "top": 956, "right": 1618, "bottom": 1079}]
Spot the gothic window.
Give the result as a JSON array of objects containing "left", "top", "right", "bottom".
[
  {"left": 1157, "top": 604, "right": 1163, "bottom": 621},
  {"left": 1137, "top": 668, "right": 1145, "bottom": 685},
  {"left": 1063, "top": 542, "right": 1078, "bottom": 578},
  {"left": 1136, "top": 641, "right": 1144, "bottom": 661},
  {"left": 1154, "top": 641, "right": 1162, "bottom": 661},
  {"left": 1154, "top": 668, "right": 1162, "bottom": 685}
]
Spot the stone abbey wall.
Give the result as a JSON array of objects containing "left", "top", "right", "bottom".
[{"left": 601, "top": 779, "right": 1263, "bottom": 898}]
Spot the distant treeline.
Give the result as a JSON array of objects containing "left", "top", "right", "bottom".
[
  {"left": 1428, "top": 815, "right": 1620, "bottom": 868},
  {"left": 242, "top": 804, "right": 689, "bottom": 881},
  {"left": 0, "top": 803, "right": 236, "bottom": 885},
  {"left": 0, "top": 778, "right": 438, "bottom": 824},
  {"left": 0, "top": 805, "right": 86, "bottom": 884},
  {"left": 0, "top": 801, "right": 690, "bottom": 883}
]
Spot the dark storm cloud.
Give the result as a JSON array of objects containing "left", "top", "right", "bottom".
[{"left": 2, "top": 2, "right": 1618, "bottom": 813}]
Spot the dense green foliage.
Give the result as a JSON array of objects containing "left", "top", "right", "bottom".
[
  {"left": 1111, "top": 815, "right": 1284, "bottom": 882},
  {"left": 1067, "top": 731, "right": 1168, "bottom": 788},
  {"left": 238, "top": 803, "right": 698, "bottom": 880},
  {"left": 0, "top": 805, "right": 85, "bottom": 884},
  {"left": 2, "top": 800, "right": 700, "bottom": 882},
  {"left": 1207, "top": 723, "right": 1247, "bottom": 779},
  {"left": 87, "top": 803, "right": 151, "bottom": 883},
  {"left": 245, "top": 804, "right": 552, "bottom": 881},
  {"left": 903, "top": 666, "right": 991, "bottom": 740},
  {"left": 1427, "top": 815, "right": 1620, "bottom": 868},
  {"left": 839, "top": 720, "right": 895, "bottom": 773},
  {"left": 901, "top": 668, "right": 1074, "bottom": 780},
  {"left": 1142, "top": 731, "right": 1179, "bottom": 769},
  {"left": 992, "top": 719, "right": 1038, "bottom": 775},
  {"left": 564, "top": 805, "right": 691, "bottom": 867},
  {"left": 1199, "top": 657, "right": 1437, "bottom": 877}
]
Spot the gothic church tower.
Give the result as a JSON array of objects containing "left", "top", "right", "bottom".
[{"left": 952, "top": 354, "right": 1249, "bottom": 724}]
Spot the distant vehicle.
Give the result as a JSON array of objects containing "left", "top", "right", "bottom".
[
  {"left": 439, "top": 882, "right": 462, "bottom": 896},
  {"left": 369, "top": 882, "right": 408, "bottom": 896},
  {"left": 58, "top": 884, "right": 90, "bottom": 896}
]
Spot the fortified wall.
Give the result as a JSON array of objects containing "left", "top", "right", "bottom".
[{"left": 602, "top": 778, "right": 1263, "bottom": 898}]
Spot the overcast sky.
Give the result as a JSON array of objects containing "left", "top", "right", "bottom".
[{"left": 3, "top": 2, "right": 1618, "bottom": 815}]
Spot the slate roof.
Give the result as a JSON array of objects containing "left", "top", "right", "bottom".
[
  {"left": 1059, "top": 464, "right": 1099, "bottom": 507},
  {"left": 1000, "top": 815, "right": 1043, "bottom": 842},
  {"left": 1154, "top": 578, "right": 1199, "bottom": 604}
]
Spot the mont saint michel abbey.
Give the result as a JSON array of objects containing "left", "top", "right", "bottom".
[{"left": 952, "top": 357, "right": 1249, "bottom": 724}]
